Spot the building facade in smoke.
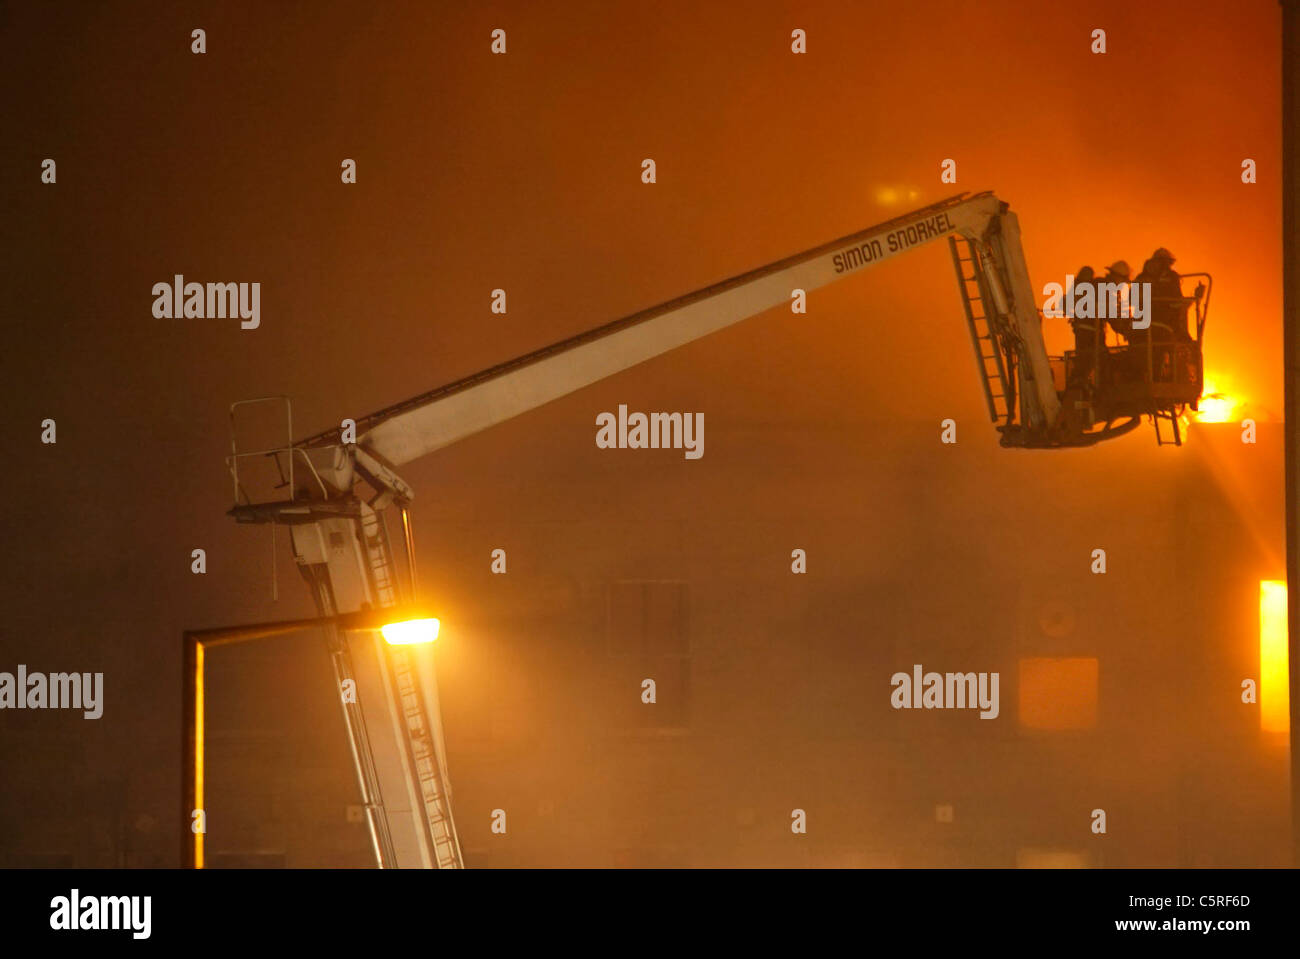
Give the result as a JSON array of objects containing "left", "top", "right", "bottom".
[{"left": 178, "top": 418, "right": 1289, "bottom": 868}]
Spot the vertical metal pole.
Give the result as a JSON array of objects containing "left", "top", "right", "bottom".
[
  {"left": 1281, "top": 0, "right": 1300, "bottom": 865},
  {"left": 181, "top": 632, "right": 200, "bottom": 868}
]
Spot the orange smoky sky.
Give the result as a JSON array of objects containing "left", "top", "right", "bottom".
[
  {"left": 7, "top": 0, "right": 1279, "bottom": 436},
  {"left": 286, "top": 0, "right": 1283, "bottom": 434}
]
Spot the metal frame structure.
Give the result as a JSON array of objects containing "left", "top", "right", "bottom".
[{"left": 181, "top": 606, "right": 433, "bottom": 869}]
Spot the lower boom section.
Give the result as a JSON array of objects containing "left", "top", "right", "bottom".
[{"left": 348, "top": 630, "right": 463, "bottom": 868}]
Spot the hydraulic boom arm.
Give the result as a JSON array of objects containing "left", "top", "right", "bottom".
[{"left": 301, "top": 191, "right": 1063, "bottom": 486}]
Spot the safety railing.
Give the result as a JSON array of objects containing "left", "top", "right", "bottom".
[
  {"left": 227, "top": 396, "right": 334, "bottom": 507},
  {"left": 1061, "top": 272, "right": 1210, "bottom": 412}
]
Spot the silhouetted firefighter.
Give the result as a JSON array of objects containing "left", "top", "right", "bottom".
[
  {"left": 1058, "top": 246, "right": 1208, "bottom": 446},
  {"left": 1067, "top": 266, "right": 1103, "bottom": 390},
  {"left": 1138, "top": 247, "right": 1187, "bottom": 340}
]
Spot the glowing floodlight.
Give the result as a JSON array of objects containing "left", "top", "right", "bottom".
[
  {"left": 1193, "top": 378, "right": 1242, "bottom": 424},
  {"left": 380, "top": 617, "right": 441, "bottom": 645}
]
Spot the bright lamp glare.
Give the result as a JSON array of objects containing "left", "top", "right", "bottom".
[
  {"left": 381, "top": 618, "right": 440, "bottom": 645},
  {"left": 1193, "top": 378, "right": 1242, "bottom": 424}
]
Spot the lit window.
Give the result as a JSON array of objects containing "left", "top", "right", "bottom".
[{"left": 1259, "top": 581, "right": 1289, "bottom": 734}]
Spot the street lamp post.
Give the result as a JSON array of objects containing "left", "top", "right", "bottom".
[{"left": 181, "top": 607, "right": 439, "bottom": 868}]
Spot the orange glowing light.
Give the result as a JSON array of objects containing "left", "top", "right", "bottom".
[
  {"left": 1194, "top": 378, "right": 1242, "bottom": 424},
  {"left": 1259, "top": 581, "right": 1289, "bottom": 734},
  {"left": 194, "top": 642, "right": 205, "bottom": 869},
  {"left": 380, "top": 617, "right": 440, "bottom": 645}
]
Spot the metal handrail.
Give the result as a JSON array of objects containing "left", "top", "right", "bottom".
[
  {"left": 1177, "top": 272, "right": 1212, "bottom": 343},
  {"left": 228, "top": 395, "right": 343, "bottom": 506},
  {"left": 229, "top": 397, "right": 294, "bottom": 505},
  {"left": 226, "top": 445, "right": 336, "bottom": 505}
]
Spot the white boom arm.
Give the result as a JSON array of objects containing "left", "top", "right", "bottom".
[{"left": 302, "top": 191, "right": 1062, "bottom": 480}]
